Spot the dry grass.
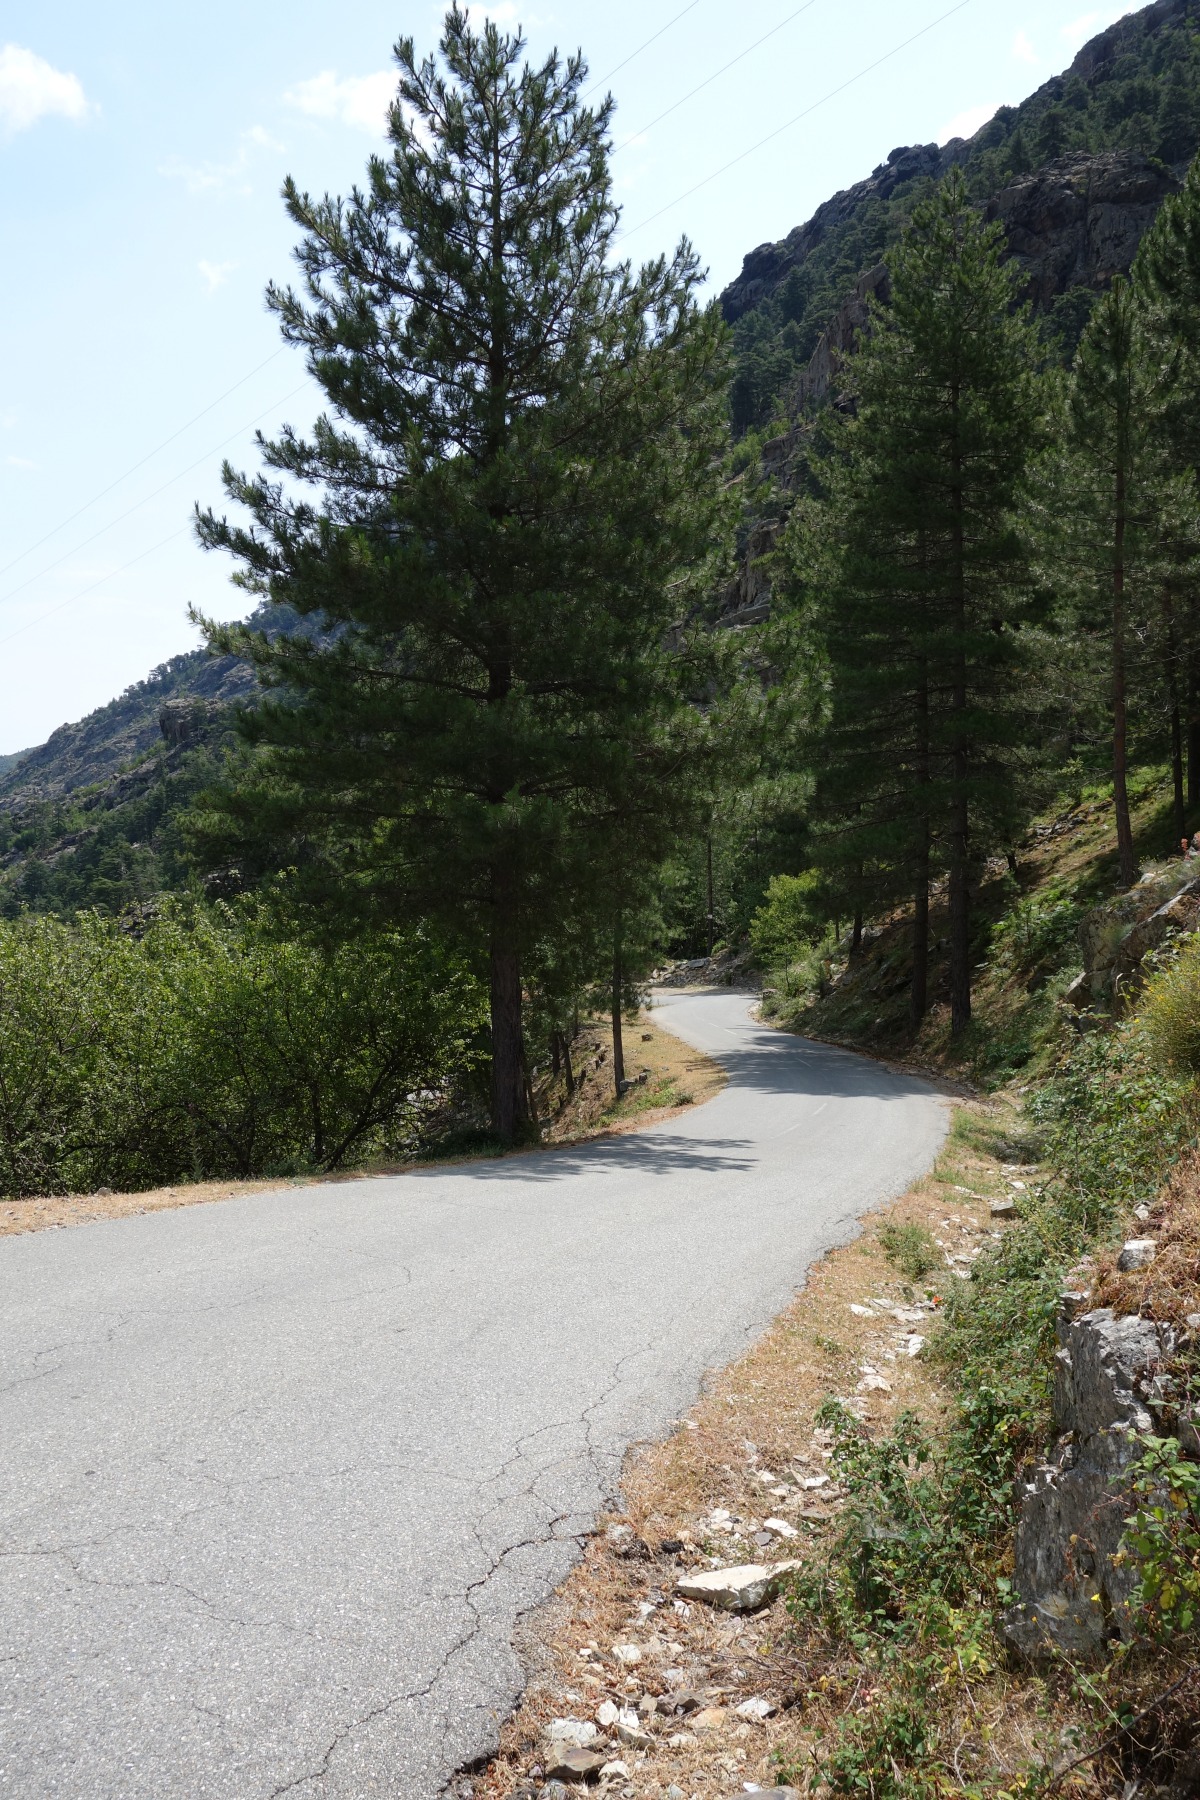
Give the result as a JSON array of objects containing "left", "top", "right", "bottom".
[
  {"left": 1092, "top": 1146, "right": 1200, "bottom": 1327},
  {"left": 538, "top": 1009, "right": 727, "bottom": 1146},
  {"left": 466, "top": 1101, "right": 1045, "bottom": 1800},
  {"left": 0, "top": 1010, "right": 725, "bottom": 1240}
]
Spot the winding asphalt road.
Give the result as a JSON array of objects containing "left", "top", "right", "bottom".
[{"left": 0, "top": 991, "right": 946, "bottom": 1799}]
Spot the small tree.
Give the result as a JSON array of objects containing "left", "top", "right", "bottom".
[{"left": 193, "top": 9, "right": 732, "bottom": 1140}]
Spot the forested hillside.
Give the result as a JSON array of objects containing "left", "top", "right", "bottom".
[{"left": 723, "top": 0, "right": 1200, "bottom": 435}]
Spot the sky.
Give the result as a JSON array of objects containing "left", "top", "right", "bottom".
[{"left": 0, "top": 0, "right": 1140, "bottom": 753}]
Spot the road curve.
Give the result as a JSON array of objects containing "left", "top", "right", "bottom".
[{"left": 0, "top": 991, "right": 946, "bottom": 1799}]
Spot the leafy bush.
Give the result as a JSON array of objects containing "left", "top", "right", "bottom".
[
  {"left": 1120, "top": 1430, "right": 1200, "bottom": 1637},
  {"left": 748, "top": 870, "right": 828, "bottom": 966},
  {"left": 990, "top": 884, "right": 1083, "bottom": 980},
  {"left": 878, "top": 1219, "right": 940, "bottom": 1281},
  {"left": 1031, "top": 1021, "right": 1200, "bottom": 1231},
  {"left": 1140, "top": 932, "right": 1200, "bottom": 1077},
  {"left": 0, "top": 904, "right": 486, "bottom": 1196}
]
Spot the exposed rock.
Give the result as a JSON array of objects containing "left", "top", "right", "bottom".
[
  {"left": 990, "top": 1198, "right": 1016, "bottom": 1219},
  {"left": 719, "top": 1790, "right": 800, "bottom": 1800},
  {"left": 1075, "top": 867, "right": 1200, "bottom": 1001},
  {"left": 735, "top": 1695, "right": 777, "bottom": 1718},
  {"left": 544, "top": 1719, "right": 599, "bottom": 1748},
  {"left": 1117, "top": 1238, "right": 1157, "bottom": 1272},
  {"left": 1006, "top": 1306, "right": 1175, "bottom": 1658},
  {"left": 675, "top": 1560, "right": 801, "bottom": 1611},
  {"left": 984, "top": 151, "right": 1179, "bottom": 309},
  {"left": 543, "top": 1746, "right": 607, "bottom": 1782}
]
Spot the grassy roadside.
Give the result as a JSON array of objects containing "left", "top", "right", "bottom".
[
  {"left": 0, "top": 1007, "right": 725, "bottom": 1239},
  {"left": 464, "top": 1093, "right": 1198, "bottom": 1800},
  {"left": 459, "top": 777, "right": 1200, "bottom": 1800}
]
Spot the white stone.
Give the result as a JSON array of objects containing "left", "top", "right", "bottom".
[
  {"left": 849, "top": 1303, "right": 872, "bottom": 1316},
  {"left": 802, "top": 1474, "right": 829, "bottom": 1489},
  {"left": 596, "top": 1699, "right": 619, "bottom": 1728},
  {"left": 616, "top": 1707, "right": 651, "bottom": 1746},
  {"left": 611, "top": 1642, "right": 643, "bottom": 1665},
  {"left": 1117, "top": 1238, "right": 1157, "bottom": 1272},
  {"left": 675, "top": 1561, "right": 801, "bottom": 1611},
  {"left": 762, "top": 1517, "right": 798, "bottom": 1538},
  {"left": 857, "top": 1372, "right": 892, "bottom": 1393},
  {"left": 905, "top": 1335, "right": 925, "bottom": 1357},
  {"left": 544, "top": 1718, "right": 599, "bottom": 1747},
  {"left": 600, "top": 1759, "right": 630, "bottom": 1779},
  {"left": 735, "top": 1696, "right": 776, "bottom": 1719}
]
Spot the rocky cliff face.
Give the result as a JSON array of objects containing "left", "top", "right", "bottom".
[
  {"left": 720, "top": 0, "right": 1194, "bottom": 328},
  {"left": 986, "top": 150, "right": 1180, "bottom": 308}
]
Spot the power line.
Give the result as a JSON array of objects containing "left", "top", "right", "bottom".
[
  {"left": 582, "top": 0, "right": 706, "bottom": 99},
  {"left": 0, "top": 380, "right": 314, "bottom": 614},
  {"left": 613, "top": 0, "right": 821, "bottom": 154},
  {"left": 617, "top": 0, "right": 978, "bottom": 242},
  {"left": 0, "top": 345, "right": 290, "bottom": 582},
  {"left": 0, "top": 525, "right": 192, "bottom": 648}
]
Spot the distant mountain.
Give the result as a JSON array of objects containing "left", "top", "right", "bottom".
[{"left": 0, "top": 608, "right": 306, "bottom": 918}]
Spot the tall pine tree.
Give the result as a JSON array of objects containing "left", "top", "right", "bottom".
[
  {"left": 1066, "top": 278, "right": 1165, "bottom": 888},
  {"left": 790, "top": 172, "right": 1043, "bottom": 1034},
  {"left": 1135, "top": 151, "right": 1200, "bottom": 810},
  {"left": 193, "top": 10, "right": 732, "bottom": 1141}
]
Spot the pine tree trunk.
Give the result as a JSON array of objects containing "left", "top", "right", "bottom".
[
  {"left": 706, "top": 836, "right": 715, "bottom": 957},
  {"left": 911, "top": 653, "right": 931, "bottom": 1032},
  {"left": 1188, "top": 601, "right": 1200, "bottom": 808},
  {"left": 1112, "top": 466, "right": 1136, "bottom": 889},
  {"left": 1163, "top": 589, "right": 1186, "bottom": 846},
  {"left": 911, "top": 825, "right": 930, "bottom": 1033},
  {"left": 851, "top": 909, "right": 863, "bottom": 956},
  {"left": 489, "top": 934, "right": 529, "bottom": 1143},
  {"left": 562, "top": 1031, "right": 576, "bottom": 1098},
  {"left": 948, "top": 445, "right": 971, "bottom": 1039},
  {"left": 611, "top": 933, "right": 625, "bottom": 1099}
]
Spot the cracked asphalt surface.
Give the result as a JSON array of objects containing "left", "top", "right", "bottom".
[{"left": 0, "top": 990, "right": 946, "bottom": 1799}]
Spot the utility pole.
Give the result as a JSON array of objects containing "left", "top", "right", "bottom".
[{"left": 706, "top": 836, "right": 715, "bottom": 957}]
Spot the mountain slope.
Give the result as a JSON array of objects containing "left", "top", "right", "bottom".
[{"left": 723, "top": 0, "right": 1200, "bottom": 433}]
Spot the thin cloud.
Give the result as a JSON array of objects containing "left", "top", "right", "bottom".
[
  {"left": 198, "top": 260, "right": 236, "bottom": 292},
  {"left": 160, "top": 126, "right": 281, "bottom": 196},
  {"left": 1012, "top": 29, "right": 1038, "bottom": 66},
  {"left": 6, "top": 454, "right": 37, "bottom": 469},
  {"left": 284, "top": 69, "right": 396, "bottom": 133},
  {"left": 939, "top": 102, "right": 1000, "bottom": 145},
  {"left": 0, "top": 43, "right": 90, "bottom": 137}
]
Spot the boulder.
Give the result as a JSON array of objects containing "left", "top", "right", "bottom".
[
  {"left": 1117, "top": 1238, "right": 1157, "bottom": 1272},
  {"left": 675, "top": 1560, "right": 801, "bottom": 1611}
]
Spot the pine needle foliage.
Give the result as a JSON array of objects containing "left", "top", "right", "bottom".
[
  {"left": 786, "top": 172, "right": 1045, "bottom": 1033},
  {"left": 192, "top": 8, "right": 734, "bottom": 1140}
]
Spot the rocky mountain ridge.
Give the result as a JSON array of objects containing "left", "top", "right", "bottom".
[{"left": 720, "top": 0, "right": 1194, "bottom": 326}]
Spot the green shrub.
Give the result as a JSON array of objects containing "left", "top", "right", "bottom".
[
  {"left": 990, "top": 883, "right": 1083, "bottom": 979},
  {"left": 1120, "top": 1431, "right": 1200, "bottom": 1638},
  {"left": 1140, "top": 932, "right": 1200, "bottom": 1077},
  {"left": 878, "top": 1219, "right": 940, "bottom": 1281},
  {"left": 748, "top": 871, "right": 828, "bottom": 966},
  {"left": 0, "top": 903, "right": 486, "bottom": 1196}
]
